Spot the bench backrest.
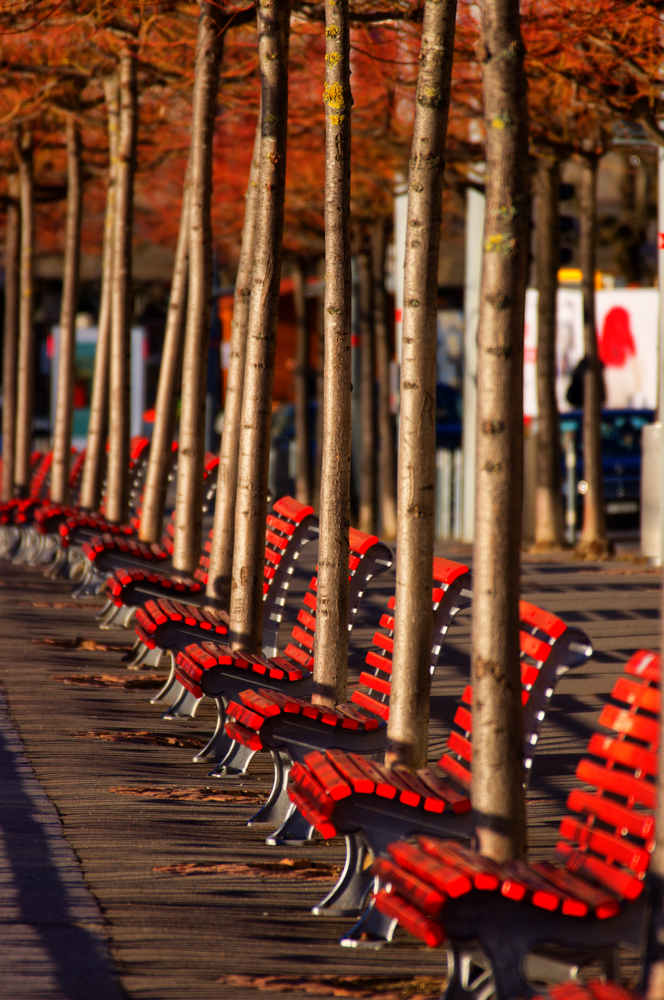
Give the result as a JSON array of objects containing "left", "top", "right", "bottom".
[
  {"left": 438, "top": 602, "right": 592, "bottom": 788},
  {"left": 29, "top": 451, "right": 53, "bottom": 499},
  {"left": 555, "top": 648, "right": 658, "bottom": 903},
  {"left": 154, "top": 452, "right": 218, "bottom": 559},
  {"left": 349, "top": 557, "right": 472, "bottom": 722},
  {"left": 271, "top": 525, "right": 394, "bottom": 667}
]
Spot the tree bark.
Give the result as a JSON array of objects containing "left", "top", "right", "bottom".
[
  {"left": 311, "top": 0, "right": 353, "bottom": 707},
  {"left": 13, "top": 127, "right": 35, "bottom": 499},
  {"left": 138, "top": 167, "right": 191, "bottom": 543},
  {"left": 386, "top": 0, "right": 457, "bottom": 768},
  {"left": 576, "top": 153, "right": 609, "bottom": 559},
  {"left": 1, "top": 173, "right": 20, "bottom": 502},
  {"left": 372, "top": 216, "right": 397, "bottom": 539},
  {"left": 313, "top": 256, "right": 325, "bottom": 511},
  {"left": 357, "top": 244, "right": 375, "bottom": 534},
  {"left": 205, "top": 116, "right": 261, "bottom": 609},
  {"left": 51, "top": 120, "right": 83, "bottom": 505},
  {"left": 228, "top": 0, "right": 290, "bottom": 653},
  {"left": 172, "top": 0, "right": 225, "bottom": 574},
  {"left": 470, "top": 0, "right": 529, "bottom": 862},
  {"left": 533, "top": 156, "right": 564, "bottom": 549},
  {"left": 105, "top": 49, "right": 137, "bottom": 524},
  {"left": 79, "top": 75, "right": 119, "bottom": 512},
  {"left": 293, "top": 258, "right": 310, "bottom": 506}
]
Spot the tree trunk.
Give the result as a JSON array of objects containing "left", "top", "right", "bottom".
[
  {"left": 533, "top": 156, "right": 564, "bottom": 549},
  {"left": 205, "top": 116, "right": 261, "bottom": 609},
  {"left": 13, "top": 127, "right": 35, "bottom": 499},
  {"left": 293, "top": 258, "right": 310, "bottom": 506},
  {"left": 313, "top": 257, "right": 325, "bottom": 511},
  {"left": 311, "top": 0, "right": 352, "bottom": 707},
  {"left": 470, "top": 0, "right": 529, "bottom": 862},
  {"left": 172, "top": 0, "right": 225, "bottom": 574},
  {"left": 106, "top": 50, "right": 137, "bottom": 524},
  {"left": 385, "top": 0, "right": 457, "bottom": 769},
  {"left": 51, "top": 120, "right": 83, "bottom": 505},
  {"left": 228, "top": 0, "right": 290, "bottom": 654},
  {"left": 2, "top": 173, "right": 20, "bottom": 502},
  {"left": 138, "top": 168, "right": 191, "bottom": 543},
  {"left": 79, "top": 75, "right": 119, "bottom": 512},
  {"left": 357, "top": 244, "right": 375, "bottom": 534},
  {"left": 644, "top": 594, "right": 664, "bottom": 999},
  {"left": 576, "top": 153, "right": 609, "bottom": 560},
  {"left": 372, "top": 216, "right": 397, "bottom": 539}
]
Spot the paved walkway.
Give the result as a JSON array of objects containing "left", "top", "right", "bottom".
[
  {"left": 0, "top": 690, "right": 122, "bottom": 999},
  {"left": 0, "top": 551, "right": 658, "bottom": 998}
]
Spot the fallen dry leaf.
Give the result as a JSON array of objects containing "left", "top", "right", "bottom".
[
  {"left": 71, "top": 730, "right": 206, "bottom": 749},
  {"left": 154, "top": 857, "right": 339, "bottom": 880},
  {"left": 22, "top": 601, "right": 81, "bottom": 608},
  {"left": 110, "top": 785, "right": 262, "bottom": 803},
  {"left": 52, "top": 674, "right": 167, "bottom": 690},
  {"left": 218, "top": 974, "right": 446, "bottom": 998},
  {"left": 33, "top": 636, "right": 132, "bottom": 651}
]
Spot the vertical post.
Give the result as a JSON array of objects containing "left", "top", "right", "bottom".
[
  {"left": 293, "top": 258, "right": 311, "bottom": 506},
  {"left": 372, "top": 217, "right": 397, "bottom": 538},
  {"left": 313, "top": 257, "right": 325, "bottom": 511},
  {"left": 14, "top": 127, "right": 35, "bottom": 498},
  {"left": 106, "top": 48, "right": 138, "bottom": 524},
  {"left": 471, "top": 0, "right": 529, "bottom": 863},
  {"left": 461, "top": 185, "right": 485, "bottom": 542},
  {"left": 228, "top": 0, "right": 290, "bottom": 653},
  {"left": 312, "top": 0, "right": 353, "bottom": 707},
  {"left": 79, "top": 75, "right": 119, "bottom": 512},
  {"left": 51, "top": 120, "right": 83, "bottom": 504},
  {"left": 205, "top": 117, "right": 261, "bottom": 608},
  {"left": 358, "top": 244, "right": 375, "bottom": 534},
  {"left": 173, "top": 0, "right": 226, "bottom": 573},
  {"left": 138, "top": 170, "right": 191, "bottom": 543},
  {"left": 1, "top": 173, "right": 20, "bottom": 502},
  {"left": 387, "top": 0, "right": 457, "bottom": 769},
  {"left": 658, "top": 145, "right": 664, "bottom": 568}
]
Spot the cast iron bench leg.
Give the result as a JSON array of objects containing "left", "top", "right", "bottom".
[
  {"left": 208, "top": 740, "right": 257, "bottom": 777},
  {"left": 312, "top": 834, "right": 372, "bottom": 916},
  {"left": 340, "top": 890, "right": 398, "bottom": 949},
  {"left": 149, "top": 656, "right": 178, "bottom": 701},
  {"left": 264, "top": 804, "right": 315, "bottom": 846},
  {"left": 444, "top": 941, "right": 497, "bottom": 1000},
  {"left": 192, "top": 699, "right": 234, "bottom": 763},
  {"left": 161, "top": 687, "right": 201, "bottom": 720}
]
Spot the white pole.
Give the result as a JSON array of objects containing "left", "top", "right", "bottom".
[{"left": 461, "top": 185, "right": 485, "bottom": 542}]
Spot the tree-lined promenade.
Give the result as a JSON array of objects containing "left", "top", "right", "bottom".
[{"left": 0, "top": 2, "right": 663, "bottom": 998}]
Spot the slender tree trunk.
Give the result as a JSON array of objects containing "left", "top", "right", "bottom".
[
  {"left": 51, "top": 120, "right": 83, "bottom": 504},
  {"left": 357, "top": 244, "right": 375, "bottom": 534},
  {"left": 2, "top": 173, "right": 20, "bottom": 502},
  {"left": 139, "top": 168, "right": 191, "bottom": 543},
  {"left": 172, "top": 0, "right": 225, "bottom": 574},
  {"left": 372, "top": 216, "right": 397, "bottom": 539},
  {"left": 470, "top": 0, "right": 529, "bottom": 861},
  {"left": 79, "top": 75, "right": 119, "bottom": 512},
  {"left": 228, "top": 0, "right": 290, "bottom": 653},
  {"left": 205, "top": 117, "right": 261, "bottom": 608},
  {"left": 293, "top": 258, "right": 310, "bottom": 506},
  {"left": 14, "top": 127, "right": 35, "bottom": 499},
  {"left": 576, "top": 153, "right": 609, "bottom": 559},
  {"left": 644, "top": 595, "right": 664, "bottom": 999},
  {"left": 533, "top": 156, "right": 564, "bottom": 549},
  {"left": 106, "top": 50, "right": 137, "bottom": 524},
  {"left": 312, "top": 0, "right": 352, "bottom": 707},
  {"left": 386, "top": 0, "right": 457, "bottom": 768},
  {"left": 313, "top": 257, "right": 325, "bottom": 510}
]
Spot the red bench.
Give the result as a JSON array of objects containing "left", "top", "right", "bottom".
[
  {"left": 36, "top": 436, "right": 152, "bottom": 580},
  {"left": 70, "top": 450, "right": 218, "bottom": 599},
  {"left": 221, "top": 558, "right": 473, "bottom": 845},
  {"left": 142, "top": 525, "right": 392, "bottom": 758},
  {"left": 368, "top": 650, "right": 657, "bottom": 996},
  {"left": 284, "top": 603, "right": 592, "bottom": 940}
]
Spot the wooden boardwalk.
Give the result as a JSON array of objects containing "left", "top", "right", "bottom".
[{"left": 0, "top": 550, "right": 658, "bottom": 999}]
